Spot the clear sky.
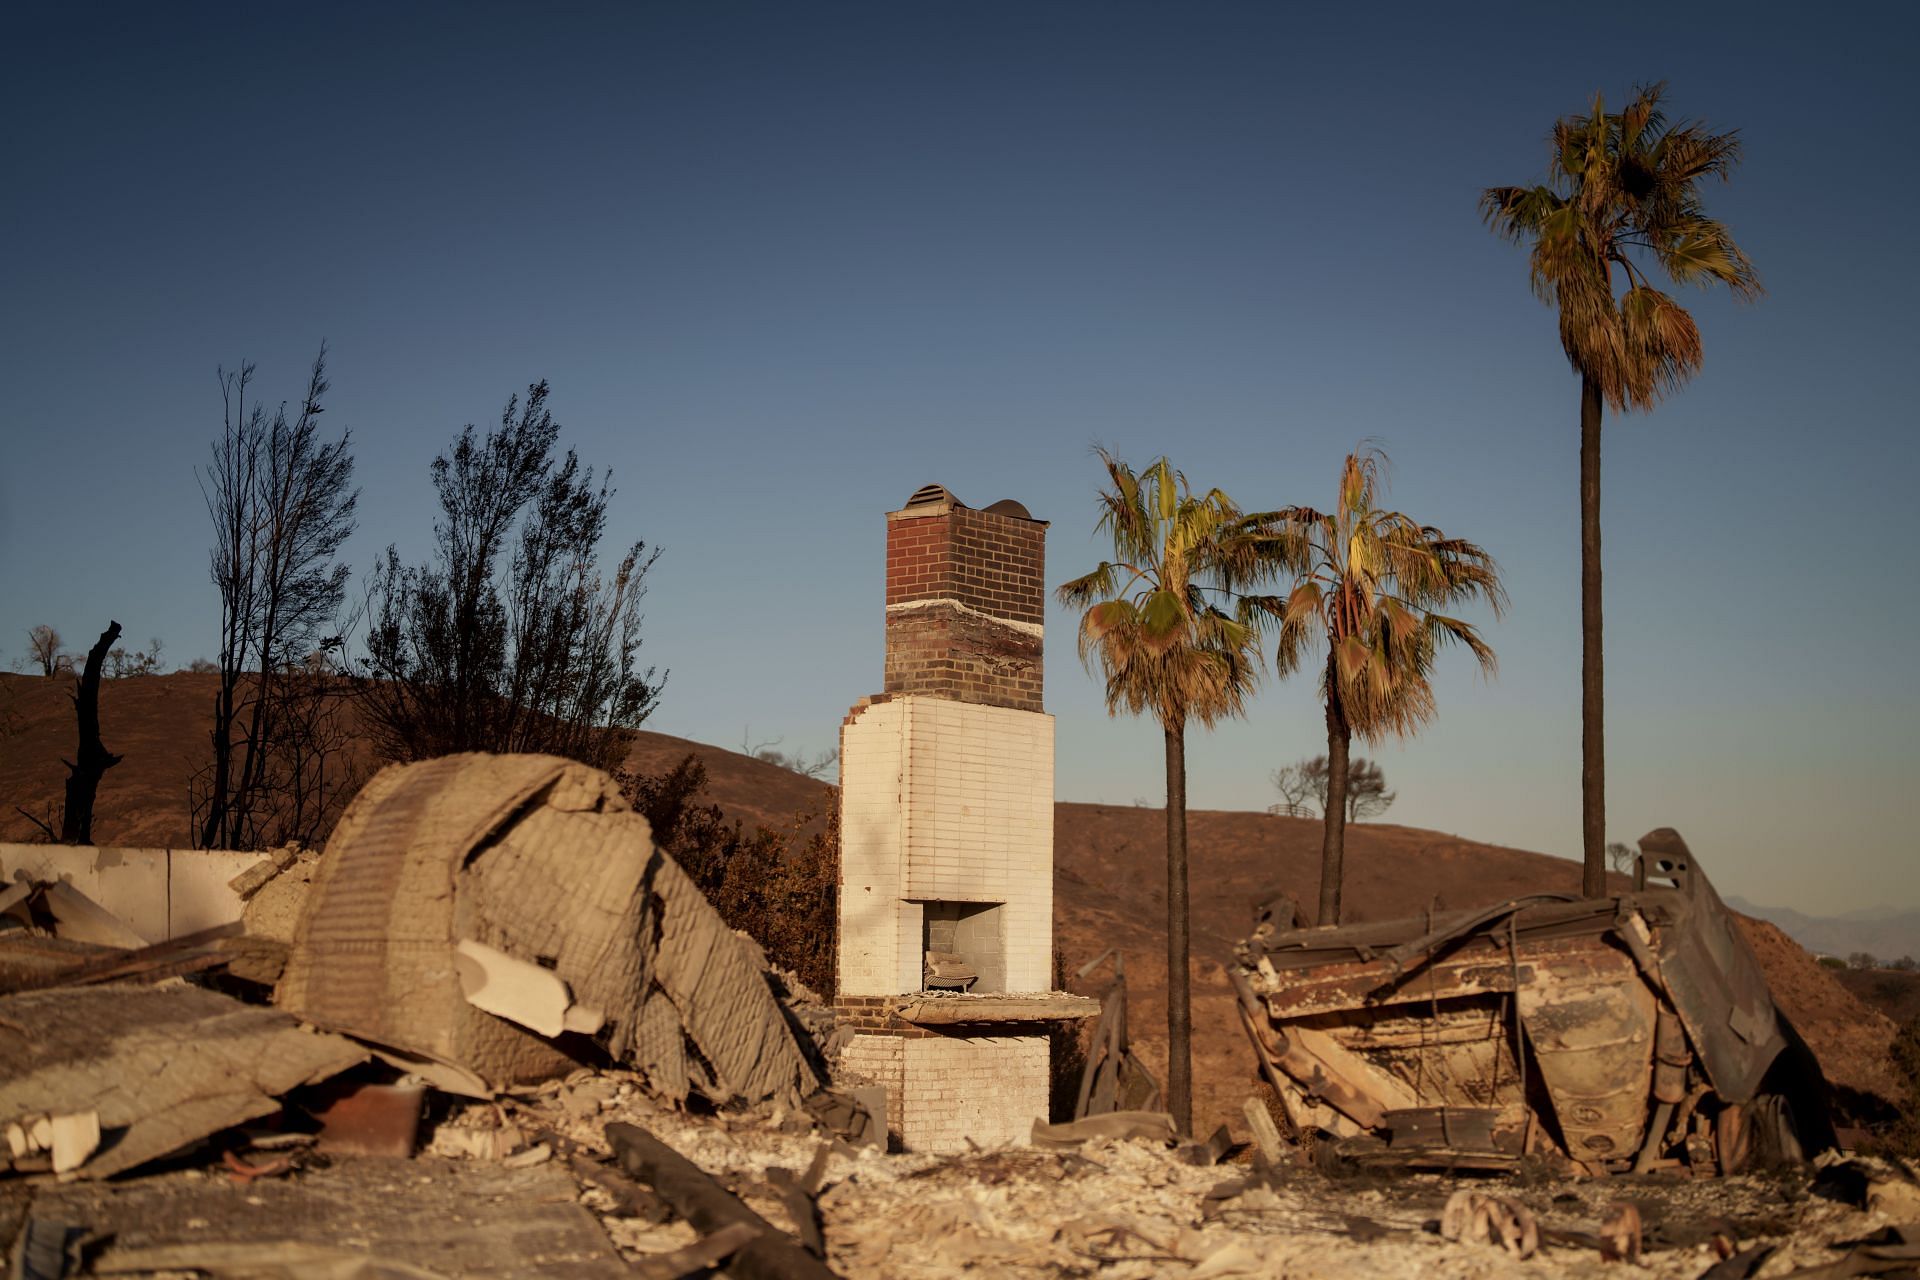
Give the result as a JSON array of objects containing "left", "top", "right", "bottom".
[{"left": 3, "top": 2, "right": 1914, "bottom": 915}]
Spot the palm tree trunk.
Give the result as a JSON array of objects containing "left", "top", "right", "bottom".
[
  {"left": 1318, "top": 651, "right": 1351, "bottom": 926},
  {"left": 1580, "top": 375, "right": 1606, "bottom": 897},
  {"left": 1164, "top": 720, "right": 1192, "bottom": 1136}
]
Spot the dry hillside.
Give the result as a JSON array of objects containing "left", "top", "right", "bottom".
[{"left": 0, "top": 670, "right": 1899, "bottom": 1134}]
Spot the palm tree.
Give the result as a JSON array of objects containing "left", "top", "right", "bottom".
[
  {"left": 1057, "top": 450, "right": 1264, "bottom": 1135},
  {"left": 1249, "top": 449, "right": 1505, "bottom": 926},
  {"left": 1481, "top": 83, "right": 1759, "bottom": 896}
]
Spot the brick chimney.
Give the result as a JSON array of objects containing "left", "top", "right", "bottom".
[
  {"left": 883, "top": 485, "right": 1046, "bottom": 712},
  {"left": 835, "top": 484, "right": 1094, "bottom": 1154}
]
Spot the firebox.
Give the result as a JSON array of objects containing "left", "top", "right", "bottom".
[{"left": 916, "top": 900, "right": 1005, "bottom": 993}]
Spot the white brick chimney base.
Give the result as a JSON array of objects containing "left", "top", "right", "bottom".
[{"left": 840, "top": 1030, "right": 1050, "bottom": 1153}]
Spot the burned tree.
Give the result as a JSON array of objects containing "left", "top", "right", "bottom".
[
  {"left": 355, "top": 380, "right": 663, "bottom": 767},
  {"left": 25, "top": 625, "right": 62, "bottom": 677},
  {"left": 195, "top": 346, "right": 359, "bottom": 850},
  {"left": 1271, "top": 754, "right": 1396, "bottom": 821},
  {"left": 61, "top": 622, "right": 124, "bottom": 844}
]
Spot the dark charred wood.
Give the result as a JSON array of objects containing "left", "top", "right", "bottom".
[
  {"left": 60, "top": 621, "right": 124, "bottom": 844},
  {"left": 605, "top": 1121, "right": 839, "bottom": 1280}
]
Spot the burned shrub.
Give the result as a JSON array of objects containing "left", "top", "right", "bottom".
[{"left": 620, "top": 755, "right": 837, "bottom": 999}]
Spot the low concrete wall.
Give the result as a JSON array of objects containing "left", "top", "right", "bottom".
[{"left": 0, "top": 843, "right": 258, "bottom": 943}]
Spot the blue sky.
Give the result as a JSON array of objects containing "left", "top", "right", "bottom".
[{"left": 3, "top": 2, "right": 1914, "bottom": 914}]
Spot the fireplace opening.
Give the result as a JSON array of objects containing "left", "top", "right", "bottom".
[{"left": 918, "top": 901, "right": 1006, "bottom": 994}]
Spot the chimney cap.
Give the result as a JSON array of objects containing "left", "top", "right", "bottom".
[
  {"left": 903, "top": 483, "right": 964, "bottom": 510},
  {"left": 888, "top": 484, "right": 1047, "bottom": 526}
]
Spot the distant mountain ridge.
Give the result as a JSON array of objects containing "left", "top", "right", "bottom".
[{"left": 1726, "top": 895, "right": 1920, "bottom": 964}]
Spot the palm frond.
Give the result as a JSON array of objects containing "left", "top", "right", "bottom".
[
  {"left": 1486, "top": 84, "right": 1757, "bottom": 408},
  {"left": 1059, "top": 451, "right": 1266, "bottom": 733}
]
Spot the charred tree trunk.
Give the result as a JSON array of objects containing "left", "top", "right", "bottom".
[
  {"left": 201, "top": 681, "right": 233, "bottom": 848},
  {"left": 1164, "top": 719, "right": 1192, "bottom": 1136},
  {"left": 1580, "top": 376, "right": 1606, "bottom": 897},
  {"left": 61, "top": 621, "right": 124, "bottom": 844},
  {"left": 1317, "top": 649, "right": 1352, "bottom": 927}
]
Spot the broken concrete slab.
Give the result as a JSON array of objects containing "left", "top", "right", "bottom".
[
  {"left": 0, "top": 844, "right": 258, "bottom": 942},
  {"left": 29, "top": 1156, "right": 629, "bottom": 1278},
  {"left": 0, "top": 984, "right": 365, "bottom": 1179},
  {"left": 34, "top": 880, "right": 146, "bottom": 949},
  {"left": 276, "top": 753, "right": 821, "bottom": 1105},
  {"left": 1030, "top": 1111, "right": 1178, "bottom": 1149}
]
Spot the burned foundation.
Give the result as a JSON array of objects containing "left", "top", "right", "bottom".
[
  {"left": 836, "top": 485, "right": 1096, "bottom": 1152},
  {"left": 1231, "top": 831, "right": 1834, "bottom": 1175}
]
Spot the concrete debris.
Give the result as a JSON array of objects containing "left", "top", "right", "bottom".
[
  {"left": 28, "top": 1157, "right": 629, "bottom": 1279},
  {"left": 0, "top": 785, "right": 1903, "bottom": 1280},
  {"left": 1600, "top": 1201, "right": 1645, "bottom": 1263},
  {"left": 630, "top": 1221, "right": 760, "bottom": 1280},
  {"left": 15, "top": 880, "right": 146, "bottom": 949},
  {"left": 1031, "top": 1111, "right": 1178, "bottom": 1149},
  {"left": 0, "top": 984, "right": 365, "bottom": 1179},
  {"left": 240, "top": 846, "right": 321, "bottom": 945},
  {"left": 1440, "top": 1189, "right": 1541, "bottom": 1259},
  {"left": 227, "top": 842, "right": 306, "bottom": 901},
  {"left": 1240, "top": 1096, "right": 1286, "bottom": 1167},
  {"left": 803, "top": 1086, "right": 887, "bottom": 1150},
  {"left": 605, "top": 1120, "right": 837, "bottom": 1280},
  {"left": 1698, "top": 1243, "right": 1779, "bottom": 1278},
  {"left": 0, "top": 843, "right": 259, "bottom": 944},
  {"left": 1865, "top": 1157, "right": 1920, "bottom": 1218},
  {"left": 275, "top": 753, "right": 821, "bottom": 1105},
  {"left": 5, "top": 1111, "right": 100, "bottom": 1177},
  {"left": 5, "top": 1045, "right": 1882, "bottom": 1280},
  {"left": 48, "top": 1112, "right": 100, "bottom": 1176},
  {"left": 1783, "top": 1224, "right": 1920, "bottom": 1279},
  {"left": 1233, "top": 831, "right": 1835, "bottom": 1176}
]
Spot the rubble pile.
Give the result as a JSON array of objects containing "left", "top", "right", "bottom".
[
  {"left": 414, "top": 1075, "right": 1920, "bottom": 1279},
  {"left": 276, "top": 753, "right": 823, "bottom": 1106},
  {"left": 1230, "top": 832, "right": 1837, "bottom": 1178},
  {"left": 2, "top": 762, "right": 1910, "bottom": 1277}
]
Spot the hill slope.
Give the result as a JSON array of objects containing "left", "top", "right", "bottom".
[
  {"left": 1726, "top": 894, "right": 1920, "bottom": 967},
  {"left": 0, "top": 671, "right": 1897, "bottom": 1131}
]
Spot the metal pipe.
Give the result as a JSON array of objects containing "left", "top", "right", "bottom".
[{"left": 1632, "top": 1100, "right": 1675, "bottom": 1175}]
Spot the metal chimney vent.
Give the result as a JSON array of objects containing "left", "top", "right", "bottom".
[{"left": 904, "top": 483, "right": 960, "bottom": 509}]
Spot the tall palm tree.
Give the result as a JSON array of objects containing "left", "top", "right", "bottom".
[
  {"left": 1058, "top": 450, "right": 1264, "bottom": 1135},
  {"left": 1482, "top": 84, "right": 1759, "bottom": 895},
  {"left": 1248, "top": 449, "right": 1505, "bottom": 926}
]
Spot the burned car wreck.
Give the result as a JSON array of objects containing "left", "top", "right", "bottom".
[{"left": 1231, "top": 829, "right": 1835, "bottom": 1175}]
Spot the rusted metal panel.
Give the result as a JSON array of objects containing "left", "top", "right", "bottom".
[
  {"left": 1516, "top": 951, "right": 1655, "bottom": 1161},
  {"left": 1231, "top": 837, "right": 1832, "bottom": 1174},
  {"left": 1635, "top": 829, "right": 1785, "bottom": 1105}
]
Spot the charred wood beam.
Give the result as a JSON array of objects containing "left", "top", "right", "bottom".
[
  {"left": 61, "top": 621, "right": 124, "bottom": 844},
  {"left": 605, "top": 1121, "right": 838, "bottom": 1280}
]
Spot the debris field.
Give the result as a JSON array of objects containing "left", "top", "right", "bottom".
[{"left": 2, "top": 753, "right": 1915, "bottom": 1279}]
